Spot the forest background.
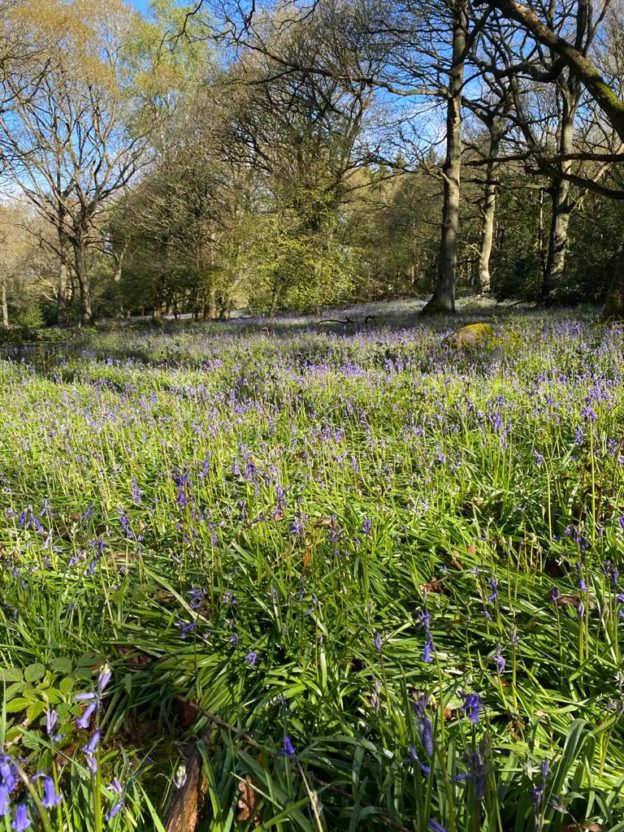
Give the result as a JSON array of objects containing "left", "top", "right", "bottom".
[{"left": 2, "top": 0, "right": 624, "bottom": 328}]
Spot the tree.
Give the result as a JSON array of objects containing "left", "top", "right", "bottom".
[
  {"left": 479, "top": 0, "right": 624, "bottom": 315},
  {"left": 0, "top": 0, "right": 169, "bottom": 325}
]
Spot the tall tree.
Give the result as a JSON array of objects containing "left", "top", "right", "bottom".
[{"left": 0, "top": 0, "right": 169, "bottom": 324}]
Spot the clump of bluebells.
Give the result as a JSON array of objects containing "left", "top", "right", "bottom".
[
  {"left": 0, "top": 310, "right": 623, "bottom": 828},
  {"left": 0, "top": 666, "right": 131, "bottom": 830}
]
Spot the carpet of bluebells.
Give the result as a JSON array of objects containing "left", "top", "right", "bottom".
[{"left": 1, "top": 304, "right": 624, "bottom": 831}]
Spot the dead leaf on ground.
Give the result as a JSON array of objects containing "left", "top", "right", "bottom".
[
  {"left": 420, "top": 578, "right": 448, "bottom": 595},
  {"left": 236, "top": 774, "right": 261, "bottom": 826}
]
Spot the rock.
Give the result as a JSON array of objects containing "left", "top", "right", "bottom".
[{"left": 445, "top": 322, "right": 494, "bottom": 349}]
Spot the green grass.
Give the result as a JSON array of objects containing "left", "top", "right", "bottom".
[{"left": 0, "top": 307, "right": 624, "bottom": 830}]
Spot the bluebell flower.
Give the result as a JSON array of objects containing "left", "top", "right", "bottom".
[
  {"left": 11, "top": 803, "right": 30, "bottom": 831},
  {"left": 0, "top": 756, "right": 17, "bottom": 793},
  {"left": 281, "top": 736, "right": 296, "bottom": 757},
  {"left": 413, "top": 693, "right": 429, "bottom": 718},
  {"left": 422, "top": 636, "right": 434, "bottom": 663},
  {"left": 418, "top": 716, "right": 434, "bottom": 758},
  {"left": 428, "top": 820, "right": 447, "bottom": 832},
  {"left": 487, "top": 577, "right": 498, "bottom": 602},
  {"left": 76, "top": 701, "right": 97, "bottom": 730},
  {"left": 530, "top": 782, "right": 544, "bottom": 810},
  {"left": 84, "top": 730, "right": 100, "bottom": 755},
  {"left": 373, "top": 631, "right": 382, "bottom": 653},
  {"left": 244, "top": 651, "right": 258, "bottom": 668},
  {"left": 41, "top": 777, "right": 61, "bottom": 809},
  {"left": 97, "top": 666, "right": 112, "bottom": 693},
  {"left": 460, "top": 691, "right": 482, "bottom": 724},
  {"left": 0, "top": 784, "right": 10, "bottom": 817},
  {"left": 106, "top": 801, "right": 124, "bottom": 822},
  {"left": 408, "top": 745, "right": 431, "bottom": 776},
  {"left": 494, "top": 652, "right": 505, "bottom": 674}
]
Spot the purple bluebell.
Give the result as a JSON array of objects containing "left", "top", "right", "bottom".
[
  {"left": 0, "top": 756, "right": 17, "bottom": 793},
  {"left": 418, "top": 716, "right": 434, "bottom": 758},
  {"left": 428, "top": 820, "right": 447, "bottom": 832},
  {"left": 109, "top": 778, "right": 123, "bottom": 795},
  {"left": 373, "top": 631, "right": 382, "bottom": 653},
  {"left": 0, "top": 785, "right": 10, "bottom": 817},
  {"left": 530, "top": 782, "right": 544, "bottom": 810},
  {"left": 487, "top": 577, "right": 498, "bottom": 602},
  {"left": 11, "top": 803, "right": 30, "bottom": 831},
  {"left": 408, "top": 745, "right": 431, "bottom": 776},
  {"left": 106, "top": 801, "right": 124, "bottom": 821},
  {"left": 244, "top": 651, "right": 258, "bottom": 667},
  {"left": 550, "top": 587, "right": 560, "bottom": 603},
  {"left": 460, "top": 691, "right": 481, "bottom": 724},
  {"left": 76, "top": 701, "right": 97, "bottom": 730},
  {"left": 494, "top": 652, "right": 505, "bottom": 674},
  {"left": 465, "top": 748, "right": 488, "bottom": 800},
  {"left": 413, "top": 693, "right": 429, "bottom": 718},
  {"left": 422, "top": 636, "right": 434, "bottom": 663},
  {"left": 41, "top": 777, "right": 61, "bottom": 809},
  {"left": 45, "top": 710, "right": 58, "bottom": 737},
  {"left": 84, "top": 730, "right": 100, "bottom": 755},
  {"left": 281, "top": 736, "right": 296, "bottom": 757},
  {"left": 97, "top": 666, "right": 112, "bottom": 693}
]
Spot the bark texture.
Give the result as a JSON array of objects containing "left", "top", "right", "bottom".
[
  {"left": 602, "top": 246, "right": 624, "bottom": 320},
  {"left": 422, "top": 0, "right": 467, "bottom": 315},
  {"left": 543, "top": 88, "right": 577, "bottom": 300},
  {"left": 478, "top": 128, "right": 501, "bottom": 294}
]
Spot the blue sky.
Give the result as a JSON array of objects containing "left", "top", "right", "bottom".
[{"left": 127, "top": 0, "right": 151, "bottom": 13}]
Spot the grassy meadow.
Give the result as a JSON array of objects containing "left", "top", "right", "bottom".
[{"left": 1, "top": 304, "right": 624, "bottom": 831}]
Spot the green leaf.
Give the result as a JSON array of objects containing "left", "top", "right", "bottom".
[
  {"left": 5, "top": 698, "right": 31, "bottom": 714},
  {"left": 0, "top": 668, "right": 23, "bottom": 683},
  {"left": 24, "top": 663, "right": 46, "bottom": 683},
  {"left": 50, "top": 657, "right": 73, "bottom": 674}
]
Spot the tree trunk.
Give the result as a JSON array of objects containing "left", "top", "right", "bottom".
[
  {"left": 1, "top": 275, "right": 8, "bottom": 329},
  {"left": 74, "top": 234, "right": 94, "bottom": 326},
  {"left": 478, "top": 128, "right": 501, "bottom": 295},
  {"left": 113, "top": 242, "right": 127, "bottom": 318},
  {"left": 543, "top": 90, "right": 576, "bottom": 300},
  {"left": 601, "top": 246, "right": 624, "bottom": 320},
  {"left": 57, "top": 228, "right": 70, "bottom": 326},
  {"left": 422, "top": 0, "right": 467, "bottom": 315}
]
